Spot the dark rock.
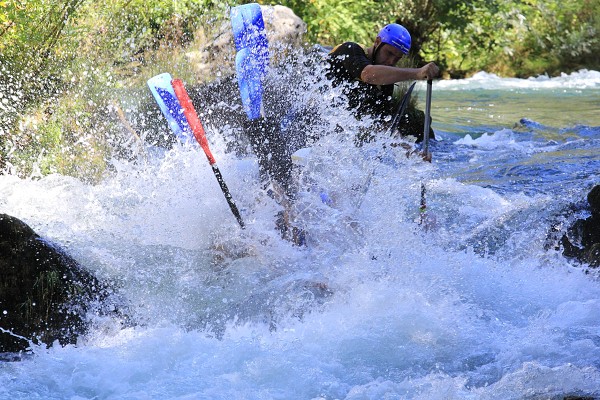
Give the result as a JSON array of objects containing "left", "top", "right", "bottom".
[
  {"left": 563, "top": 396, "right": 598, "bottom": 400},
  {"left": 560, "top": 185, "right": 600, "bottom": 267},
  {"left": 0, "top": 214, "right": 114, "bottom": 353}
]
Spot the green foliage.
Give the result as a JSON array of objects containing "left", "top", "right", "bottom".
[
  {"left": 0, "top": 0, "right": 84, "bottom": 64},
  {"left": 74, "top": 0, "right": 215, "bottom": 66},
  {"left": 424, "top": 0, "right": 525, "bottom": 75},
  {"left": 1, "top": 0, "right": 234, "bottom": 180},
  {"left": 0, "top": 0, "right": 85, "bottom": 100},
  {"left": 270, "top": 0, "right": 383, "bottom": 46},
  {"left": 417, "top": 0, "right": 600, "bottom": 76},
  {"left": 273, "top": 0, "right": 599, "bottom": 77},
  {"left": 7, "top": 93, "right": 112, "bottom": 182},
  {"left": 508, "top": 0, "right": 600, "bottom": 76}
]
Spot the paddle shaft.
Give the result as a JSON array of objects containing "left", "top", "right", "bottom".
[
  {"left": 171, "top": 79, "right": 245, "bottom": 229},
  {"left": 422, "top": 79, "right": 433, "bottom": 154},
  {"left": 210, "top": 164, "right": 246, "bottom": 229},
  {"left": 387, "top": 82, "right": 416, "bottom": 136},
  {"left": 420, "top": 79, "right": 433, "bottom": 224}
]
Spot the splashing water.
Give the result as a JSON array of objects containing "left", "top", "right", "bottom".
[{"left": 1, "top": 63, "right": 600, "bottom": 399}]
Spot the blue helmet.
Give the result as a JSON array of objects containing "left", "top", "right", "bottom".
[{"left": 378, "top": 24, "right": 411, "bottom": 55}]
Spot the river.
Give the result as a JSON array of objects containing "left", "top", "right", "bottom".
[{"left": 1, "top": 69, "right": 599, "bottom": 399}]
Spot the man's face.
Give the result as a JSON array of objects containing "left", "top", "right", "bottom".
[{"left": 374, "top": 39, "right": 404, "bottom": 66}]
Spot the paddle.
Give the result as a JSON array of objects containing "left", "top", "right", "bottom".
[
  {"left": 231, "top": 3, "right": 271, "bottom": 181},
  {"left": 147, "top": 72, "right": 194, "bottom": 143},
  {"left": 171, "top": 79, "right": 245, "bottom": 229},
  {"left": 419, "top": 79, "right": 433, "bottom": 226},
  {"left": 422, "top": 79, "right": 433, "bottom": 156},
  {"left": 147, "top": 73, "right": 245, "bottom": 229},
  {"left": 231, "top": 4, "right": 307, "bottom": 244},
  {"left": 231, "top": 3, "right": 269, "bottom": 121},
  {"left": 386, "top": 82, "right": 417, "bottom": 137},
  {"left": 231, "top": 3, "right": 295, "bottom": 194}
]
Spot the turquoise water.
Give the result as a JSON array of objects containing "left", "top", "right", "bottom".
[
  {"left": 432, "top": 72, "right": 600, "bottom": 195},
  {"left": 1, "top": 69, "right": 599, "bottom": 399}
]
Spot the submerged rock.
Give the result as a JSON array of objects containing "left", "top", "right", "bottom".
[
  {"left": 0, "top": 214, "right": 114, "bottom": 354},
  {"left": 560, "top": 185, "right": 600, "bottom": 267}
]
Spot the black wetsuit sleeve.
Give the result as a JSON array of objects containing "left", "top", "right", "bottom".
[
  {"left": 326, "top": 41, "right": 396, "bottom": 127},
  {"left": 327, "top": 42, "right": 371, "bottom": 82}
]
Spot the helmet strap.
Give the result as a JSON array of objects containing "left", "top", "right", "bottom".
[{"left": 372, "top": 42, "right": 384, "bottom": 66}]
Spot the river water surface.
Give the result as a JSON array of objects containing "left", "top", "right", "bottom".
[{"left": 1, "top": 69, "right": 599, "bottom": 399}]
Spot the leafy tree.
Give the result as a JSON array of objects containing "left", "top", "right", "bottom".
[
  {"left": 406, "top": 0, "right": 599, "bottom": 76},
  {"left": 272, "top": 0, "right": 599, "bottom": 77},
  {"left": 508, "top": 0, "right": 600, "bottom": 76},
  {"left": 269, "top": 0, "right": 381, "bottom": 46},
  {"left": 2, "top": 0, "right": 598, "bottom": 178},
  {"left": 1, "top": 0, "right": 234, "bottom": 178}
]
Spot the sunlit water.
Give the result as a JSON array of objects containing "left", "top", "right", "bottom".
[{"left": 1, "top": 68, "right": 600, "bottom": 399}]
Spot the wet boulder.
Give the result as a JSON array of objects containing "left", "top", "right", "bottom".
[
  {"left": 0, "top": 214, "right": 113, "bottom": 354},
  {"left": 185, "top": 4, "right": 307, "bottom": 78},
  {"left": 560, "top": 185, "right": 600, "bottom": 267}
]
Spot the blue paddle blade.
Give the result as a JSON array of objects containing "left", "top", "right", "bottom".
[
  {"left": 235, "top": 48, "right": 265, "bottom": 120},
  {"left": 231, "top": 3, "right": 269, "bottom": 120},
  {"left": 230, "top": 3, "right": 268, "bottom": 57},
  {"left": 147, "top": 72, "right": 193, "bottom": 142}
]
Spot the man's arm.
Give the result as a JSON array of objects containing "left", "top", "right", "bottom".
[{"left": 360, "top": 62, "right": 439, "bottom": 85}]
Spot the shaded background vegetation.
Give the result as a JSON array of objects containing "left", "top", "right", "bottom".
[
  {"left": 1, "top": 0, "right": 599, "bottom": 180},
  {"left": 273, "top": 0, "right": 599, "bottom": 78}
]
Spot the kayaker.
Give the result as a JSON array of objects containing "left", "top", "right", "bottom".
[
  {"left": 325, "top": 23, "right": 439, "bottom": 142},
  {"left": 249, "top": 23, "right": 439, "bottom": 197},
  {"left": 246, "top": 24, "right": 441, "bottom": 244}
]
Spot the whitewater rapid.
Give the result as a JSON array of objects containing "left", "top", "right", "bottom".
[{"left": 1, "top": 70, "right": 600, "bottom": 399}]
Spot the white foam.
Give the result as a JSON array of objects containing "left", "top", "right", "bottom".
[
  {"left": 1, "top": 68, "right": 599, "bottom": 400},
  {"left": 434, "top": 69, "right": 600, "bottom": 90}
]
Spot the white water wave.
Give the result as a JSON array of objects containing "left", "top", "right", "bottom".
[
  {"left": 434, "top": 69, "right": 600, "bottom": 90},
  {"left": 2, "top": 60, "right": 600, "bottom": 400}
]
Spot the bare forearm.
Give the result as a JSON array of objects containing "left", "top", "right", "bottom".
[
  {"left": 360, "top": 62, "right": 439, "bottom": 85},
  {"left": 360, "top": 65, "right": 419, "bottom": 84}
]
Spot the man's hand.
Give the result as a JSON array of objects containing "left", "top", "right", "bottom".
[
  {"left": 417, "top": 62, "right": 439, "bottom": 80},
  {"left": 399, "top": 146, "right": 432, "bottom": 162},
  {"left": 420, "top": 150, "right": 432, "bottom": 162}
]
